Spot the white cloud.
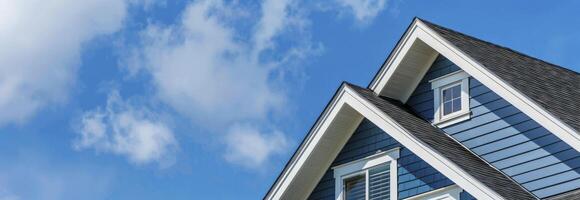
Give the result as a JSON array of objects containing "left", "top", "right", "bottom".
[
  {"left": 224, "top": 124, "right": 290, "bottom": 168},
  {"left": 124, "top": 0, "right": 315, "bottom": 168},
  {"left": 74, "top": 90, "right": 178, "bottom": 167},
  {"left": 254, "top": 0, "right": 292, "bottom": 54},
  {"left": 130, "top": 0, "right": 285, "bottom": 126},
  {"left": 0, "top": 0, "right": 137, "bottom": 126},
  {"left": 337, "top": 0, "right": 388, "bottom": 23}
]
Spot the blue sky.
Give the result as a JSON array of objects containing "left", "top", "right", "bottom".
[{"left": 1, "top": 1, "right": 579, "bottom": 199}]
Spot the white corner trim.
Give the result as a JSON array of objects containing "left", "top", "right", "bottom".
[
  {"left": 265, "top": 84, "right": 506, "bottom": 200},
  {"left": 333, "top": 148, "right": 400, "bottom": 200},
  {"left": 368, "top": 18, "right": 580, "bottom": 151},
  {"left": 403, "top": 185, "right": 462, "bottom": 200}
]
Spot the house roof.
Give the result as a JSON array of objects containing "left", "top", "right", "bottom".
[
  {"left": 546, "top": 188, "right": 580, "bottom": 200},
  {"left": 420, "top": 19, "right": 580, "bottom": 132},
  {"left": 266, "top": 19, "right": 579, "bottom": 200},
  {"left": 346, "top": 82, "right": 537, "bottom": 200}
]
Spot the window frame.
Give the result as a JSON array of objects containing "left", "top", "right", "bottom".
[
  {"left": 333, "top": 148, "right": 400, "bottom": 200},
  {"left": 403, "top": 185, "right": 462, "bottom": 200},
  {"left": 430, "top": 70, "right": 471, "bottom": 128},
  {"left": 440, "top": 82, "right": 463, "bottom": 116}
]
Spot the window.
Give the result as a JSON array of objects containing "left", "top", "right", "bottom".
[
  {"left": 342, "top": 164, "right": 390, "bottom": 200},
  {"left": 344, "top": 174, "right": 366, "bottom": 200},
  {"left": 334, "top": 148, "right": 399, "bottom": 200},
  {"left": 430, "top": 70, "right": 471, "bottom": 127},
  {"left": 441, "top": 84, "right": 462, "bottom": 116}
]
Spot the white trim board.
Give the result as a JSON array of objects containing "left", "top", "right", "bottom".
[
  {"left": 368, "top": 18, "right": 580, "bottom": 151},
  {"left": 431, "top": 70, "right": 471, "bottom": 128},
  {"left": 403, "top": 185, "right": 462, "bottom": 200},
  {"left": 333, "top": 148, "right": 400, "bottom": 200},
  {"left": 265, "top": 84, "right": 505, "bottom": 200}
]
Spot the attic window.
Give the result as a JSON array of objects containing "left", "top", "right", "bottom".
[
  {"left": 430, "top": 70, "right": 471, "bottom": 127},
  {"left": 442, "top": 84, "right": 462, "bottom": 115},
  {"left": 333, "top": 148, "right": 399, "bottom": 200}
]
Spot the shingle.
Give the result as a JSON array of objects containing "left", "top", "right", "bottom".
[
  {"left": 546, "top": 188, "right": 580, "bottom": 200},
  {"left": 347, "top": 82, "right": 537, "bottom": 200},
  {"left": 420, "top": 19, "right": 580, "bottom": 132}
]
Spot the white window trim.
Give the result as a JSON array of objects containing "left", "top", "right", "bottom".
[
  {"left": 431, "top": 70, "right": 470, "bottom": 128},
  {"left": 403, "top": 185, "right": 462, "bottom": 200},
  {"left": 333, "top": 147, "right": 400, "bottom": 200}
]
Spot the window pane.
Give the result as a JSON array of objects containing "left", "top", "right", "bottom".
[
  {"left": 443, "top": 102, "right": 452, "bottom": 115},
  {"left": 442, "top": 84, "right": 462, "bottom": 116},
  {"left": 452, "top": 85, "right": 461, "bottom": 98},
  {"left": 345, "top": 175, "right": 366, "bottom": 200},
  {"left": 452, "top": 98, "right": 462, "bottom": 112},
  {"left": 369, "top": 164, "right": 390, "bottom": 200},
  {"left": 443, "top": 88, "right": 452, "bottom": 101}
]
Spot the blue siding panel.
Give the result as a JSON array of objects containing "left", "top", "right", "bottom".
[
  {"left": 406, "top": 55, "right": 580, "bottom": 198},
  {"left": 307, "top": 119, "right": 469, "bottom": 200},
  {"left": 460, "top": 191, "right": 477, "bottom": 200}
]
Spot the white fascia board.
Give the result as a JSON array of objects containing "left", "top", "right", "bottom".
[
  {"left": 266, "top": 84, "right": 350, "bottom": 200},
  {"left": 403, "top": 185, "right": 462, "bottom": 200},
  {"left": 369, "top": 19, "right": 580, "bottom": 151},
  {"left": 369, "top": 19, "right": 421, "bottom": 94},
  {"left": 266, "top": 84, "right": 506, "bottom": 200}
]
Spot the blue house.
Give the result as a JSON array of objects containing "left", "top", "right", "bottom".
[{"left": 265, "top": 18, "right": 580, "bottom": 200}]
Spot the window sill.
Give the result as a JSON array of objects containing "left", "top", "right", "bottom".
[{"left": 433, "top": 110, "right": 471, "bottom": 128}]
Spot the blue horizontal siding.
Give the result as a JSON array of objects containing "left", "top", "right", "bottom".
[
  {"left": 406, "top": 55, "right": 580, "bottom": 199},
  {"left": 307, "top": 119, "right": 464, "bottom": 200},
  {"left": 460, "top": 191, "right": 476, "bottom": 200}
]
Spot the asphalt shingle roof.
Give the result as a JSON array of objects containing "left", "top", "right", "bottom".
[
  {"left": 346, "top": 82, "right": 537, "bottom": 200},
  {"left": 420, "top": 18, "right": 580, "bottom": 132},
  {"left": 546, "top": 188, "right": 580, "bottom": 200}
]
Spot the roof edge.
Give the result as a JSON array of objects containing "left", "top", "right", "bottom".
[{"left": 265, "top": 81, "right": 527, "bottom": 200}]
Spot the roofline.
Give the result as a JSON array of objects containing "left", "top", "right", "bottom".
[
  {"left": 264, "top": 83, "right": 508, "bottom": 200},
  {"left": 368, "top": 18, "right": 580, "bottom": 151},
  {"left": 262, "top": 81, "right": 347, "bottom": 199},
  {"left": 420, "top": 18, "right": 580, "bottom": 76},
  {"left": 367, "top": 17, "right": 420, "bottom": 89}
]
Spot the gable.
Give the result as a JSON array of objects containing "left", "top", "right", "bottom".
[
  {"left": 369, "top": 18, "right": 580, "bottom": 152},
  {"left": 265, "top": 19, "right": 579, "bottom": 200},
  {"left": 423, "top": 21, "right": 580, "bottom": 133},
  {"left": 308, "top": 119, "right": 474, "bottom": 200},
  {"left": 265, "top": 82, "right": 535, "bottom": 200},
  {"left": 406, "top": 55, "right": 580, "bottom": 198}
]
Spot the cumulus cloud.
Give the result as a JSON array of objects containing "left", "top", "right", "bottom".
[
  {"left": 0, "top": 0, "right": 136, "bottom": 126},
  {"left": 337, "top": 0, "right": 388, "bottom": 23},
  {"left": 224, "top": 124, "right": 290, "bottom": 168},
  {"left": 74, "top": 90, "right": 178, "bottom": 167},
  {"left": 124, "top": 0, "right": 315, "bottom": 168},
  {"left": 129, "top": 0, "right": 286, "bottom": 125}
]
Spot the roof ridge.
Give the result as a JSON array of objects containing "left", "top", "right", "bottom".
[{"left": 419, "top": 19, "right": 580, "bottom": 76}]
